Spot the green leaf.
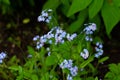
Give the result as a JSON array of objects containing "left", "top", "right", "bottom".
[
  {"left": 109, "top": 64, "right": 119, "bottom": 74},
  {"left": 9, "top": 66, "right": 22, "bottom": 74},
  {"left": 45, "top": 55, "right": 57, "bottom": 66},
  {"left": 8, "top": 66, "right": 20, "bottom": 71},
  {"left": 31, "top": 75, "right": 38, "bottom": 80},
  {"left": 41, "top": 72, "right": 49, "bottom": 80},
  {"left": 113, "top": 0, "right": 120, "bottom": 7},
  {"left": 60, "top": 0, "right": 70, "bottom": 16},
  {"left": 27, "top": 46, "right": 35, "bottom": 55},
  {"left": 118, "top": 63, "right": 120, "bottom": 71},
  {"left": 43, "top": 0, "right": 60, "bottom": 10},
  {"left": 61, "top": 0, "right": 69, "bottom": 7},
  {"left": 105, "top": 72, "right": 114, "bottom": 79},
  {"left": 80, "top": 56, "right": 94, "bottom": 68},
  {"left": 2, "top": 0, "right": 10, "bottom": 5},
  {"left": 67, "top": 0, "right": 92, "bottom": 17},
  {"left": 98, "top": 56, "right": 109, "bottom": 63},
  {"left": 89, "top": 0, "right": 103, "bottom": 19},
  {"left": 95, "top": 77, "right": 98, "bottom": 80},
  {"left": 68, "top": 9, "right": 88, "bottom": 33},
  {"left": 101, "top": 1, "right": 120, "bottom": 36}
]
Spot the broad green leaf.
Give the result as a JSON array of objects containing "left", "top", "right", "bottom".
[
  {"left": 113, "top": 0, "right": 120, "bottom": 7},
  {"left": 61, "top": 0, "right": 69, "bottom": 7},
  {"left": 67, "top": 0, "right": 92, "bottom": 17},
  {"left": 89, "top": 0, "right": 103, "bottom": 19},
  {"left": 43, "top": 0, "right": 60, "bottom": 10},
  {"left": 98, "top": 56, "right": 109, "bottom": 63},
  {"left": 45, "top": 55, "right": 57, "bottom": 66},
  {"left": 68, "top": 9, "right": 88, "bottom": 33},
  {"left": 101, "top": 1, "right": 120, "bottom": 36},
  {"left": 60, "top": 0, "right": 70, "bottom": 16}
]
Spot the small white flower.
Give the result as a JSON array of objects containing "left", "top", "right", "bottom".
[
  {"left": 95, "top": 54, "right": 99, "bottom": 58},
  {"left": 27, "top": 54, "right": 32, "bottom": 58},
  {"left": 48, "top": 52, "right": 51, "bottom": 56},
  {"left": 80, "top": 49, "right": 89, "bottom": 59},
  {"left": 61, "top": 31, "right": 66, "bottom": 38},
  {"left": 0, "top": 60, "right": 3, "bottom": 64},
  {"left": 0, "top": 52, "right": 7, "bottom": 60},
  {"left": 38, "top": 16, "right": 45, "bottom": 22},
  {"left": 46, "top": 19, "right": 50, "bottom": 23},
  {"left": 85, "top": 36, "right": 89, "bottom": 41},
  {"left": 67, "top": 74, "right": 73, "bottom": 80},
  {"left": 89, "top": 23, "right": 96, "bottom": 31},
  {"left": 46, "top": 47, "right": 50, "bottom": 51},
  {"left": 70, "top": 33, "right": 77, "bottom": 40},
  {"left": 48, "top": 40, "right": 52, "bottom": 44},
  {"left": 70, "top": 66, "right": 78, "bottom": 76},
  {"left": 95, "top": 42, "right": 104, "bottom": 58},
  {"left": 48, "top": 9, "right": 52, "bottom": 12},
  {"left": 42, "top": 12, "right": 48, "bottom": 17},
  {"left": 33, "top": 35, "right": 40, "bottom": 41},
  {"left": 0, "top": 52, "right": 7, "bottom": 64}
]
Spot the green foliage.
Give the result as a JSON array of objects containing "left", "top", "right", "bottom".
[
  {"left": 89, "top": 0, "right": 103, "bottom": 19},
  {"left": 43, "top": 0, "right": 120, "bottom": 36},
  {"left": 67, "top": 0, "right": 92, "bottom": 17},
  {"left": 67, "top": 9, "right": 88, "bottom": 33},
  {"left": 101, "top": 0, "right": 120, "bottom": 36},
  {"left": 43, "top": 0, "right": 60, "bottom": 10},
  {"left": 105, "top": 63, "right": 120, "bottom": 80},
  {"left": 0, "top": 0, "right": 11, "bottom": 14},
  {"left": 45, "top": 55, "right": 58, "bottom": 66},
  {"left": 98, "top": 56, "right": 109, "bottom": 63}
]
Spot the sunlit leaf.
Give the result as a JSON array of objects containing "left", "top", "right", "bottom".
[
  {"left": 68, "top": 9, "right": 88, "bottom": 33},
  {"left": 113, "top": 0, "right": 120, "bottom": 7},
  {"left": 67, "top": 0, "right": 92, "bottom": 17},
  {"left": 89, "top": 0, "right": 103, "bottom": 19},
  {"left": 101, "top": 0, "right": 120, "bottom": 36},
  {"left": 98, "top": 56, "right": 109, "bottom": 63},
  {"left": 31, "top": 75, "right": 38, "bottom": 80},
  {"left": 45, "top": 55, "right": 57, "bottom": 66}
]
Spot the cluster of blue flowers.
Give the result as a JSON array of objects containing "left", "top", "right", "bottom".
[
  {"left": 34, "top": 9, "right": 104, "bottom": 79},
  {"left": 83, "top": 23, "right": 96, "bottom": 42},
  {"left": 60, "top": 59, "right": 78, "bottom": 80},
  {"left": 0, "top": 52, "right": 7, "bottom": 64},
  {"left": 37, "top": 9, "right": 52, "bottom": 23},
  {"left": 33, "top": 27, "right": 77, "bottom": 49},
  {"left": 95, "top": 42, "right": 104, "bottom": 58}
]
